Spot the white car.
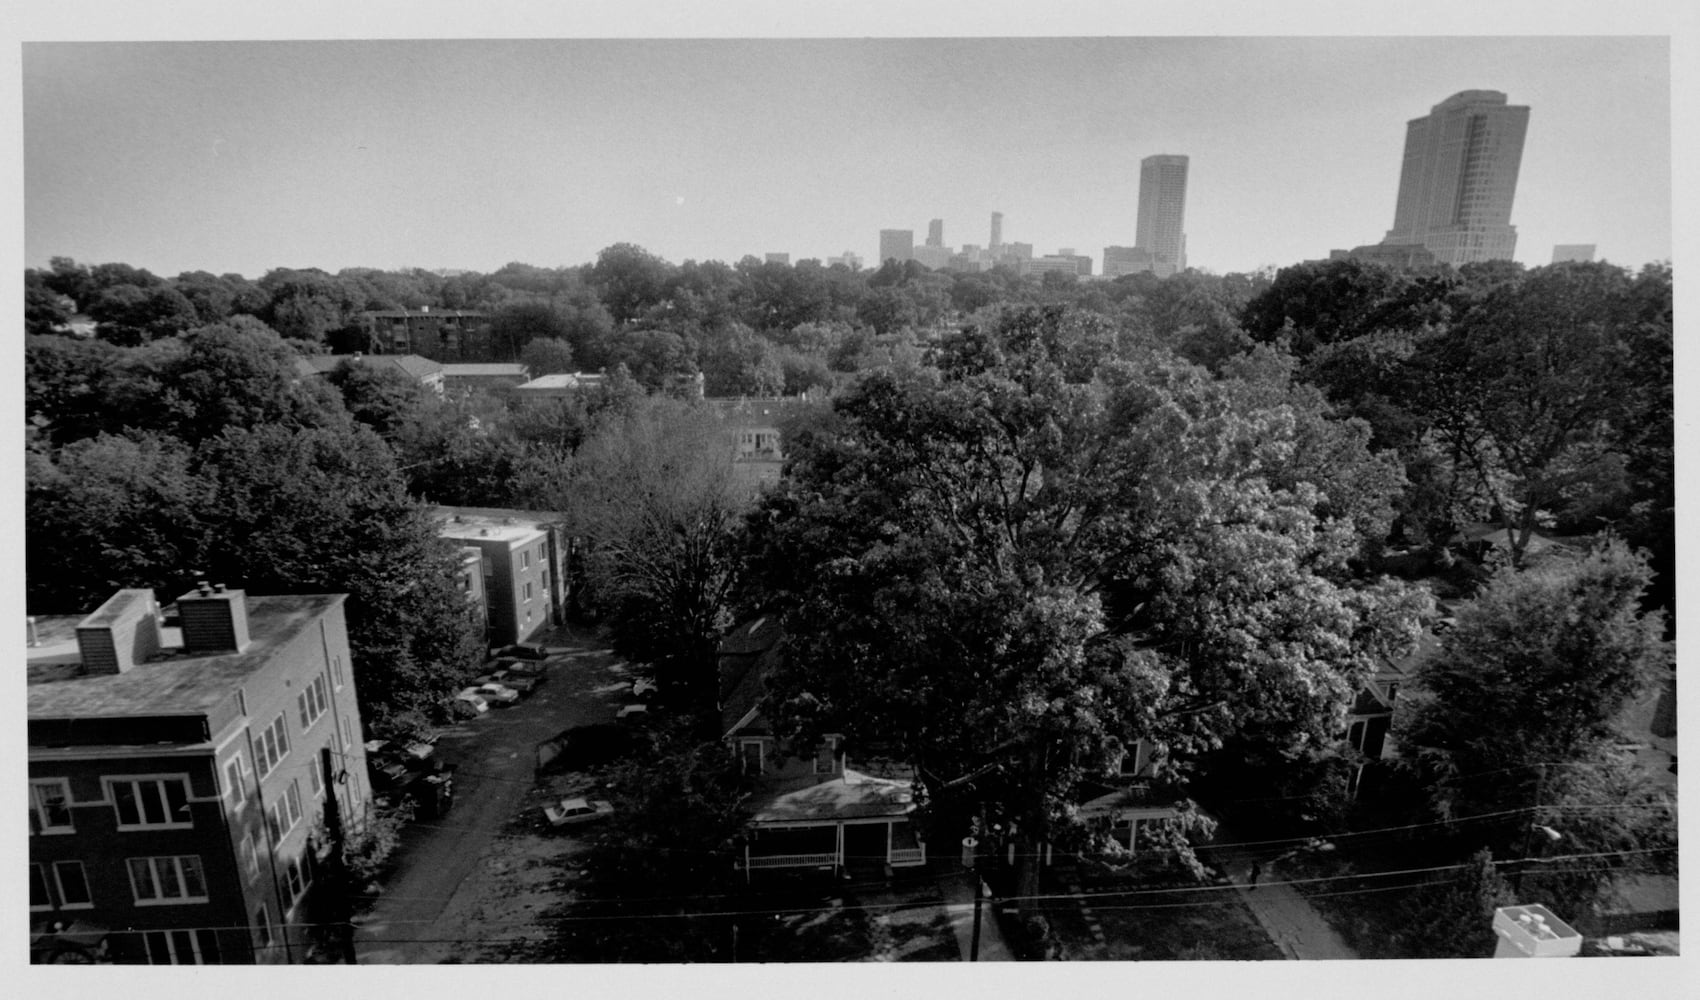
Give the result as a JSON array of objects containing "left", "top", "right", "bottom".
[
  {"left": 615, "top": 703, "right": 650, "bottom": 723},
  {"left": 477, "top": 682, "right": 521, "bottom": 706},
  {"left": 544, "top": 796, "right": 615, "bottom": 827},
  {"left": 454, "top": 688, "right": 490, "bottom": 714}
]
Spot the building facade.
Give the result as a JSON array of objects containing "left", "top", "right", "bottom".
[
  {"left": 1551, "top": 243, "right": 1596, "bottom": 264},
  {"left": 925, "top": 218, "right": 944, "bottom": 247},
  {"left": 436, "top": 513, "right": 556, "bottom": 646},
  {"left": 1135, "top": 154, "right": 1189, "bottom": 278},
  {"left": 28, "top": 585, "right": 370, "bottom": 964},
  {"left": 878, "top": 229, "right": 914, "bottom": 265},
  {"left": 355, "top": 308, "right": 491, "bottom": 362},
  {"left": 1380, "top": 90, "right": 1530, "bottom": 266},
  {"left": 989, "top": 211, "right": 1004, "bottom": 250},
  {"left": 1103, "top": 245, "right": 1158, "bottom": 278}
]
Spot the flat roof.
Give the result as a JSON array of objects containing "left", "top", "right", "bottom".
[
  {"left": 441, "top": 364, "right": 529, "bottom": 377},
  {"left": 438, "top": 519, "right": 545, "bottom": 544},
  {"left": 28, "top": 594, "right": 346, "bottom": 720},
  {"left": 515, "top": 372, "right": 604, "bottom": 390}
]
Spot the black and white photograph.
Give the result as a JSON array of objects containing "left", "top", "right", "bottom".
[{"left": 12, "top": 2, "right": 1689, "bottom": 994}]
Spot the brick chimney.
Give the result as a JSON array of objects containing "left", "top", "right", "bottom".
[
  {"left": 177, "top": 581, "right": 251, "bottom": 653},
  {"left": 75, "top": 589, "right": 163, "bottom": 676}
]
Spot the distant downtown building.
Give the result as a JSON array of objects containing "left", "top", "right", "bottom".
[
  {"left": 764, "top": 253, "right": 790, "bottom": 266},
  {"left": 926, "top": 219, "right": 944, "bottom": 247},
  {"left": 989, "top": 212, "right": 1004, "bottom": 250},
  {"left": 1379, "top": 90, "right": 1530, "bottom": 266},
  {"left": 1552, "top": 243, "right": 1596, "bottom": 264},
  {"left": 1135, "top": 155, "right": 1189, "bottom": 278},
  {"left": 826, "top": 250, "right": 863, "bottom": 270},
  {"left": 878, "top": 229, "right": 914, "bottom": 265}
]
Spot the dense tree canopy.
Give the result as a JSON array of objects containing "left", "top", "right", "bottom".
[{"left": 741, "top": 306, "right": 1428, "bottom": 899}]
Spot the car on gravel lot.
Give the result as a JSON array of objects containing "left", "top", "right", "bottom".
[
  {"left": 454, "top": 688, "right": 490, "bottom": 714},
  {"left": 499, "top": 659, "right": 548, "bottom": 680},
  {"left": 543, "top": 796, "right": 614, "bottom": 827},
  {"left": 631, "top": 677, "right": 657, "bottom": 699},
  {"left": 495, "top": 643, "right": 551, "bottom": 660},
  {"left": 476, "top": 682, "right": 522, "bottom": 706}
]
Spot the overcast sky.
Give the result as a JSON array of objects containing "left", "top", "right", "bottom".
[{"left": 17, "top": 21, "right": 1679, "bottom": 278}]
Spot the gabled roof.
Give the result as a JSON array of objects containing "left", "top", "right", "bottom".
[
  {"left": 746, "top": 769, "right": 913, "bottom": 824},
  {"left": 718, "top": 615, "right": 784, "bottom": 737}
]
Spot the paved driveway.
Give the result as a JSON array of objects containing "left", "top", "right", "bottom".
[{"left": 354, "top": 639, "right": 635, "bottom": 963}]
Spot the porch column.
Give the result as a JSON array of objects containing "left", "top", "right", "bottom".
[
  {"left": 744, "top": 839, "right": 751, "bottom": 884},
  {"left": 836, "top": 822, "right": 845, "bottom": 874},
  {"left": 885, "top": 821, "right": 893, "bottom": 863}
]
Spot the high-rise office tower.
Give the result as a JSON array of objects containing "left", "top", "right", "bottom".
[
  {"left": 1380, "top": 90, "right": 1529, "bottom": 266},
  {"left": 926, "top": 219, "right": 945, "bottom": 247},
  {"left": 1135, "top": 154, "right": 1189, "bottom": 277},
  {"left": 989, "top": 212, "right": 1004, "bottom": 250},
  {"left": 879, "top": 229, "right": 915, "bottom": 264}
]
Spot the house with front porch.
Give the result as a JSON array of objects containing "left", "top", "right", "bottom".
[{"left": 718, "top": 616, "right": 927, "bottom": 880}]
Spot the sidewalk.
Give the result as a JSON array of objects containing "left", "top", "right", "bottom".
[
  {"left": 939, "top": 871, "right": 1014, "bottom": 961},
  {"left": 1205, "top": 831, "right": 1359, "bottom": 960}
]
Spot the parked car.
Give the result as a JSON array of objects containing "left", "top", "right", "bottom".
[
  {"left": 502, "top": 659, "right": 548, "bottom": 680},
  {"left": 615, "top": 703, "right": 651, "bottom": 724},
  {"left": 455, "top": 688, "right": 490, "bottom": 714},
  {"left": 631, "top": 677, "right": 657, "bottom": 699},
  {"left": 496, "top": 643, "right": 550, "bottom": 661},
  {"left": 544, "top": 796, "right": 614, "bottom": 827},
  {"left": 477, "top": 682, "right": 522, "bottom": 706},
  {"left": 500, "top": 674, "right": 542, "bottom": 695}
]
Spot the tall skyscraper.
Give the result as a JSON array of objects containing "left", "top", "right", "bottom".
[
  {"left": 989, "top": 212, "right": 1004, "bottom": 250},
  {"left": 1380, "top": 90, "right": 1530, "bottom": 266},
  {"left": 926, "top": 219, "right": 944, "bottom": 248},
  {"left": 1135, "top": 154, "right": 1189, "bottom": 277},
  {"left": 878, "top": 229, "right": 914, "bottom": 264}
]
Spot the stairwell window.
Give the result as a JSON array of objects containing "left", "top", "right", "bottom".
[
  {"left": 254, "top": 714, "right": 290, "bottom": 779},
  {"left": 109, "top": 776, "right": 192, "bottom": 830},
  {"left": 297, "top": 673, "right": 330, "bottom": 732},
  {"left": 266, "top": 781, "right": 305, "bottom": 842}
]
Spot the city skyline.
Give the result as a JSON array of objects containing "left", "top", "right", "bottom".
[{"left": 18, "top": 31, "right": 1676, "bottom": 279}]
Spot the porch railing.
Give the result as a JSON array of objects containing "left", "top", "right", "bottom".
[
  {"left": 745, "top": 852, "right": 839, "bottom": 869},
  {"left": 888, "top": 847, "right": 926, "bottom": 866}
]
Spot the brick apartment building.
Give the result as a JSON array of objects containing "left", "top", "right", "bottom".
[
  {"left": 27, "top": 584, "right": 371, "bottom": 964},
  {"left": 355, "top": 308, "right": 491, "bottom": 361},
  {"left": 435, "top": 509, "right": 564, "bottom": 646}
]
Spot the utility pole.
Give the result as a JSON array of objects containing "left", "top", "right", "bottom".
[
  {"left": 961, "top": 836, "right": 983, "bottom": 961},
  {"left": 1513, "top": 763, "right": 1547, "bottom": 898},
  {"left": 321, "top": 747, "right": 359, "bottom": 964}
]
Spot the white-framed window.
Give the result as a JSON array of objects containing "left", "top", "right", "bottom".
[
  {"left": 740, "top": 739, "right": 764, "bottom": 775},
  {"left": 30, "top": 778, "right": 75, "bottom": 834},
  {"left": 284, "top": 852, "right": 313, "bottom": 905},
  {"left": 814, "top": 738, "right": 838, "bottom": 775},
  {"left": 308, "top": 751, "right": 325, "bottom": 799},
  {"left": 538, "top": 542, "right": 547, "bottom": 562},
  {"left": 331, "top": 653, "right": 345, "bottom": 690},
  {"left": 54, "top": 861, "right": 93, "bottom": 908},
  {"left": 523, "top": 581, "right": 533, "bottom": 602},
  {"left": 297, "top": 673, "right": 331, "bottom": 732},
  {"left": 240, "top": 832, "right": 259, "bottom": 880},
  {"left": 341, "top": 716, "right": 354, "bottom": 753},
  {"left": 253, "top": 903, "right": 274, "bottom": 951},
  {"left": 108, "top": 776, "right": 192, "bottom": 830},
  {"left": 254, "top": 713, "right": 290, "bottom": 779},
  {"left": 143, "top": 928, "right": 220, "bottom": 965},
  {"left": 266, "top": 781, "right": 304, "bottom": 842},
  {"left": 127, "top": 855, "right": 208, "bottom": 905},
  {"left": 521, "top": 550, "right": 531, "bottom": 569},
  {"left": 30, "top": 864, "right": 51, "bottom": 910},
  {"left": 224, "top": 753, "right": 250, "bottom": 809}
]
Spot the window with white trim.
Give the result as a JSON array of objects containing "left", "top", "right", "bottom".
[
  {"left": 253, "top": 903, "right": 274, "bottom": 951},
  {"left": 127, "top": 855, "right": 208, "bottom": 905},
  {"left": 266, "top": 781, "right": 304, "bottom": 842},
  {"left": 521, "top": 550, "right": 531, "bottom": 570},
  {"left": 740, "top": 739, "right": 764, "bottom": 775},
  {"left": 331, "top": 653, "right": 345, "bottom": 690},
  {"left": 54, "top": 861, "right": 92, "bottom": 908},
  {"left": 224, "top": 754, "right": 250, "bottom": 809},
  {"left": 297, "top": 672, "right": 331, "bottom": 732},
  {"left": 284, "top": 852, "right": 313, "bottom": 905},
  {"left": 340, "top": 716, "right": 354, "bottom": 753},
  {"left": 308, "top": 751, "right": 325, "bottom": 799},
  {"left": 254, "top": 714, "right": 290, "bottom": 779},
  {"left": 30, "top": 778, "right": 75, "bottom": 834},
  {"left": 143, "top": 928, "right": 220, "bottom": 965},
  {"left": 109, "top": 776, "right": 192, "bottom": 830},
  {"left": 523, "top": 581, "right": 533, "bottom": 602},
  {"left": 30, "top": 864, "right": 51, "bottom": 910}
]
